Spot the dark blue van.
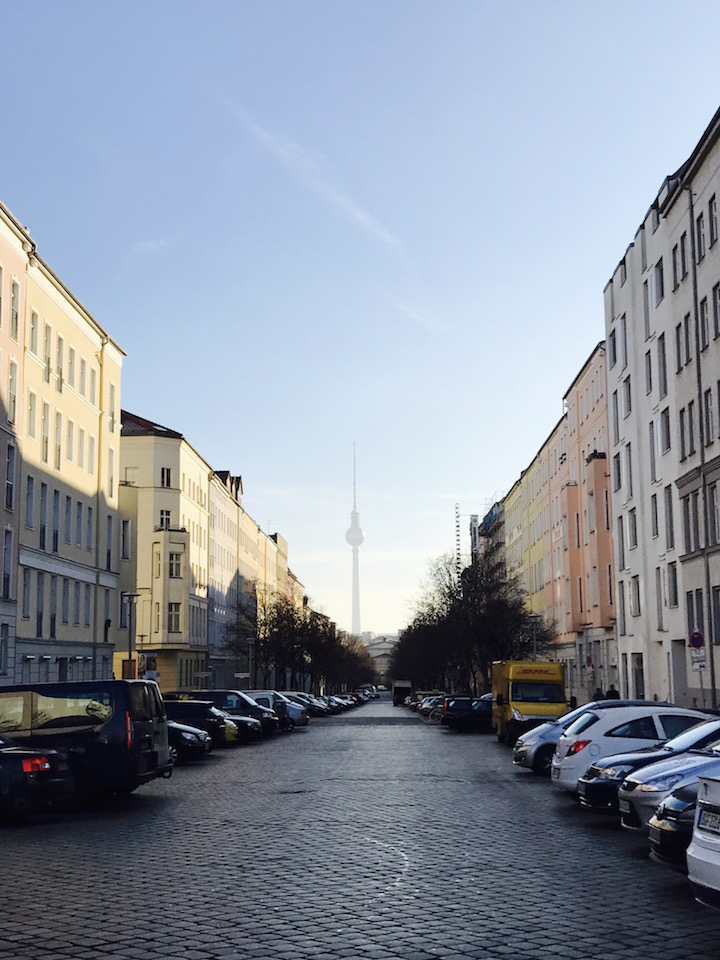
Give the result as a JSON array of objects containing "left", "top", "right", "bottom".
[{"left": 0, "top": 680, "right": 172, "bottom": 798}]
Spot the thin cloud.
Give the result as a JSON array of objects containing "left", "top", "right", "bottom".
[
  {"left": 394, "top": 301, "right": 450, "bottom": 334},
  {"left": 229, "top": 103, "right": 407, "bottom": 258}
]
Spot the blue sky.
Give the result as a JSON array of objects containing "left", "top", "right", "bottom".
[{"left": 3, "top": 1, "right": 720, "bottom": 635}]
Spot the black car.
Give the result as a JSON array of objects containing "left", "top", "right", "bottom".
[
  {"left": 167, "top": 690, "right": 280, "bottom": 736},
  {"left": 162, "top": 700, "right": 232, "bottom": 748},
  {"left": 167, "top": 720, "right": 213, "bottom": 765},
  {"left": 441, "top": 693, "right": 493, "bottom": 732},
  {"left": 0, "top": 734, "right": 75, "bottom": 818},
  {"left": 648, "top": 782, "right": 700, "bottom": 872},
  {"left": 577, "top": 717, "right": 720, "bottom": 815}
]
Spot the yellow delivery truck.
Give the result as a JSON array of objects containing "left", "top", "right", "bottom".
[{"left": 492, "top": 660, "right": 566, "bottom": 746}]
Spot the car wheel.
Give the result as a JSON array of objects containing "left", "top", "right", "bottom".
[
  {"left": 532, "top": 745, "right": 554, "bottom": 776},
  {"left": 429, "top": 706, "right": 443, "bottom": 723},
  {"left": 169, "top": 745, "right": 179, "bottom": 766}
]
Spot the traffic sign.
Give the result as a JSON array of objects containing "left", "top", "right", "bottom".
[{"left": 690, "top": 630, "right": 705, "bottom": 649}]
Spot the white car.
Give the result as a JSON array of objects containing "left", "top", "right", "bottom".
[
  {"left": 551, "top": 703, "right": 710, "bottom": 795},
  {"left": 687, "top": 774, "right": 720, "bottom": 909}
]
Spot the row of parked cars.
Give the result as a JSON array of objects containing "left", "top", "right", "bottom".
[
  {"left": 509, "top": 698, "right": 720, "bottom": 910},
  {"left": 409, "top": 690, "right": 720, "bottom": 909},
  {"left": 0, "top": 679, "right": 375, "bottom": 821}
]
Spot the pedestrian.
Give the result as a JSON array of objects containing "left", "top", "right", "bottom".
[
  {"left": 605, "top": 683, "right": 620, "bottom": 699},
  {"left": 592, "top": 686, "right": 605, "bottom": 701}
]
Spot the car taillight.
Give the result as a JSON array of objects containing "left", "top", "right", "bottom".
[
  {"left": 22, "top": 756, "right": 51, "bottom": 774},
  {"left": 567, "top": 740, "right": 592, "bottom": 757},
  {"left": 126, "top": 710, "right": 134, "bottom": 749}
]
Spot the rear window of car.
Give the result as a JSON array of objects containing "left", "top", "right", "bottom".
[
  {"left": 606, "top": 715, "right": 658, "bottom": 739},
  {"left": 35, "top": 689, "right": 114, "bottom": 728},
  {"left": 660, "top": 714, "right": 708, "bottom": 739}
]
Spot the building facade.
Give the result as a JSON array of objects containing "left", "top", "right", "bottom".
[{"left": 605, "top": 106, "right": 720, "bottom": 708}]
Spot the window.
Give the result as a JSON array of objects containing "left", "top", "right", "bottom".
[
  {"left": 697, "top": 211, "right": 706, "bottom": 261},
  {"left": 715, "top": 284, "right": 720, "bottom": 339},
  {"left": 169, "top": 552, "right": 181, "bottom": 578},
  {"left": 613, "top": 453, "right": 622, "bottom": 492},
  {"left": 29, "top": 311, "right": 38, "bottom": 355},
  {"left": 649, "top": 421, "right": 657, "bottom": 482},
  {"left": 10, "top": 281, "right": 19, "bottom": 340},
  {"left": 630, "top": 576, "right": 641, "bottom": 617},
  {"left": 62, "top": 578, "right": 70, "bottom": 624},
  {"left": 25, "top": 475, "right": 34, "bottom": 529},
  {"left": 52, "top": 490, "right": 59, "bottom": 554},
  {"left": 625, "top": 443, "right": 633, "bottom": 498},
  {"left": 5, "top": 444, "right": 15, "bottom": 511},
  {"left": 27, "top": 391, "right": 36, "bottom": 439},
  {"left": 618, "top": 581, "right": 626, "bottom": 636},
  {"left": 705, "top": 389, "right": 714, "bottom": 446},
  {"left": 119, "top": 595, "right": 128, "bottom": 629},
  {"left": 64, "top": 496, "right": 72, "bottom": 543},
  {"left": 688, "top": 400, "right": 696, "bottom": 455},
  {"left": 67, "top": 348, "right": 75, "bottom": 388},
  {"left": 709, "top": 484, "right": 719, "bottom": 546},
  {"left": 665, "top": 485, "right": 675, "bottom": 550},
  {"left": 56, "top": 336, "right": 64, "bottom": 390},
  {"left": 628, "top": 508, "right": 638, "bottom": 548},
  {"left": 168, "top": 602, "right": 181, "bottom": 633},
  {"left": 651, "top": 494, "right": 659, "bottom": 538},
  {"left": 612, "top": 391, "right": 619, "bottom": 445},
  {"left": 684, "top": 313, "right": 692, "bottom": 365},
  {"left": 36, "top": 571, "right": 44, "bottom": 637},
  {"left": 39, "top": 483, "right": 47, "bottom": 551},
  {"left": 683, "top": 492, "right": 701, "bottom": 553},
  {"left": 79, "top": 357, "right": 86, "bottom": 396},
  {"left": 609, "top": 330, "right": 617, "bottom": 367},
  {"left": 41, "top": 403, "right": 49, "bottom": 463},
  {"left": 121, "top": 519, "right": 131, "bottom": 560},
  {"left": 616, "top": 516, "right": 626, "bottom": 570},
  {"left": 49, "top": 575, "right": 57, "bottom": 638},
  {"left": 658, "top": 334, "right": 667, "bottom": 398},
  {"left": 654, "top": 258, "right": 664, "bottom": 306},
  {"left": 54, "top": 412, "right": 62, "bottom": 469},
  {"left": 78, "top": 428, "right": 85, "bottom": 470},
  {"left": 675, "top": 323, "right": 683, "bottom": 373},
  {"left": 668, "top": 562, "right": 678, "bottom": 607},
  {"left": 86, "top": 505, "right": 93, "bottom": 550},
  {"left": 73, "top": 581, "right": 81, "bottom": 625},
  {"left": 66, "top": 420, "right": 74, "bottom": 462},
  {"left": 22, "top": 568, "right": 30, "bottom": 619},
  {"left": 84, "top": 584, "right": 91, "bottom": 627},
  {"left": 645, "top": 350, "right": 652, "bottom": 395},
  {"left": 711, "top": 195, "right": 719, "bottom": 246},
  {"left": 609, "top": 716, "right": 656, "bottom": 740},
  {"left": 7, "top": 361, "right": 17, "bottom": 424},
  {"left": 106, "top": 515, "right": 112, "bottom": 570},
  {"left": 672, "top": 244, "right": 679, "bottom": 289},
  {"left": 681, "top": 231, "right": 688, "bottom": 277},
  {"left": 161, "top": 467, "right": 171, "bottom": 488},
  {"left": 660, "top": 408, "right": 671, "bottom": 453},
  {"left": 75, "top": 501, "right": 83, "bottom": 547},
  {"left": 160, "top": 510, "right": 171, "bottom": 530},
  {"left": 701, "top": 298, "right": 710, "bottom": 349}
]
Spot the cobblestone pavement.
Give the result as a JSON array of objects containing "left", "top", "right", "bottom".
[{"left": 3, "top": 696, "right": 719, "bottom": 960}]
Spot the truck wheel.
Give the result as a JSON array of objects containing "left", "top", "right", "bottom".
[{"left": 533, "top": 745, "right": 554, "bottom": 776}]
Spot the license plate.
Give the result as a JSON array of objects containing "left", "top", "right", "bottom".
[
  {"left": 699, "top": 809, "right": 720, "bottom": 834},
  {"left": 618, "top": 799, "right": 630, "bottom": 814}
]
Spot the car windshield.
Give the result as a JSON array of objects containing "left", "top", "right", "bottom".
[
  {"left": 510, "top": 682, "right": 565, "bottom": 704},
  {"left": 661, "top": 719, "right": 720, "bottom": 752}
]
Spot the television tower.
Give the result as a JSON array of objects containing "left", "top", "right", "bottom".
[{"left": 345, "top": 445, "right": 364, "bottom": 637}]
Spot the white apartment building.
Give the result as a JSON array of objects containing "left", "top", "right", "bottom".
[{"left": 605, "top": 106, "right": 720, "bottom": 707}]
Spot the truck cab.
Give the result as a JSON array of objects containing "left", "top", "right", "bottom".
[{"left": 492, "top": 660, "right": 566, "bottom": 746}]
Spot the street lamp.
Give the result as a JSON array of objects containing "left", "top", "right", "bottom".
[{"left": 122, "top": 592, "right": 140, "bottom": 680}]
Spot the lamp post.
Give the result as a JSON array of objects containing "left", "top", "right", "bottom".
[{"left": 122, "top": 592, "right": 140, "bottom": 679}]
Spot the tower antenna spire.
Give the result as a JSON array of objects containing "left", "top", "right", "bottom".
[{"left": 345, "top": 443, "right": 365, "bottom": 636}]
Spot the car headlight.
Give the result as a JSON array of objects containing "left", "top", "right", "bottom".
[
  {"left": 594, "top": 764, "right": 635, "bottom": 781},
  {"left": 180, "top": 732, "right": 197, "bottom": 742},
  {"left": 639, "top": 774, "right": 685, "bottom": 793},
  {"left": 511, "top": 708, "right": 525, "bottom": 720}
]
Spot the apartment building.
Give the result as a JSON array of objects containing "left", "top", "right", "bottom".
[
  {"left": 605, "top": 107, "right": 720, "bottom": 707},
  {"left": 0, "top": 206, "right": 126, "bottom": 685},
  {"left": 481, "top": 343, "right": 616, "bottom": 704}
]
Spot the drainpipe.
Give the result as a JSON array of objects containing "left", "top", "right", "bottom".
[{"left": 686, "top": 185, "right": 717, "bottom": 710}]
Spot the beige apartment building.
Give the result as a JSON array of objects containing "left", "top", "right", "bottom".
[
  {"left": 0, "top": 204, "right": 125, "bottom": 684},
  {"left": 482, "top": 343, "right": 616, "bottom": 704}
]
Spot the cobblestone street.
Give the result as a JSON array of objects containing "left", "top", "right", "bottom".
[{"left": 4, "top": 697, "right": 718, "bottom": 960}]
